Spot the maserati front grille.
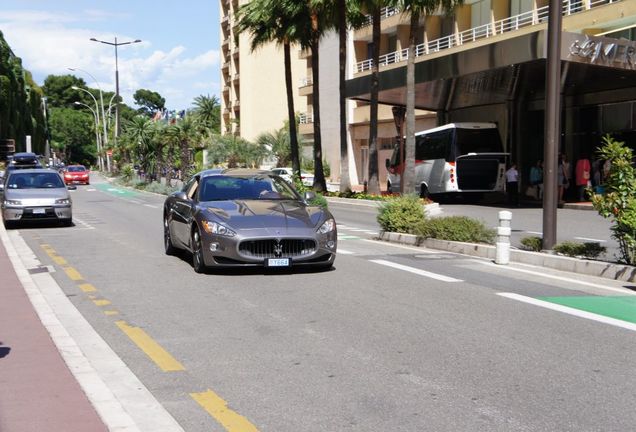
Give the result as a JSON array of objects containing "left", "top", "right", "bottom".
[{"left": 239, "top": 239, "right": 316, "bottom": 258}]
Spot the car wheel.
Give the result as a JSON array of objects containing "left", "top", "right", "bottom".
[
  {"left": 3, "top": 219, "right": 15, "bottom": 229},
  {"left": 191, "top": 227, "right": 206, "bottom": 273},
  {"left": 64, "top": 218, "right": 73, "bottom": 227},
  {"left": 164, "top": 216, "right": 177, "bottom": 256}
]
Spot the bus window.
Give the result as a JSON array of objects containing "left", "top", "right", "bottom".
[
  {"left": 455, "top": 128, "right": 504, "bottom": 156},
  {"left": 417, "top": 131, "right": 452, "bottom": 161}
]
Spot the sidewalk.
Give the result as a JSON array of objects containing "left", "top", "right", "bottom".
[{"left": 0, "top": 232, "right": 107, "bottom": 431}]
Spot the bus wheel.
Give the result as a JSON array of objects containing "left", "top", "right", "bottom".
[{"left": 419, "top": 185, "right": 430, "bottom": 199}]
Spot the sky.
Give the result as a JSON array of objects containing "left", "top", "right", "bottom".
[{"left": 0, "top": 0, "right": 220, "bottom": 111}]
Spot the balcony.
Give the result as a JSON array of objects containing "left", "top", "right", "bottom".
[
  {"left": 299, "top": 112, "right": 313, "bottom": 124},
  {"left": 232, "top": 73, "right": 240, "bottom": 82},
  {"left": 233, "top": 100, "right": 240, "bottom": 111},
  {"left": 362, "top": 6, "right": 401, "bottom": 26},
  {"left": 354, "top": 0, "right": 620, "bottom": 73}
]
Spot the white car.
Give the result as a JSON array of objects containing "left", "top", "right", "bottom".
[{"left": 271, "top": 167, "right": 314, "bottom": 186}]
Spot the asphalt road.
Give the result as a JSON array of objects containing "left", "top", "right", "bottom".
[{"left": 13, "top": 174, "right": 636, "bottom": 432}]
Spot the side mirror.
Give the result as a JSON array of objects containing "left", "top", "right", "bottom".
[
  {"left": 304, "top": 191, "right": 316, "bottom": 202},
  {"left": 385, "top": 158, "right": 390, "bottom": 169},
  {"left": 67, "top": 185, "right": 77, "bottom": 191},
  {"left": 174, "top": 191, "right": 188, "bottom": 200}
]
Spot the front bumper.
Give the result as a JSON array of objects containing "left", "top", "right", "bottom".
[
  {"left": 199, "top": 230, "right": 338, "bottom": 268},
  {"left": 2, "top": 204, "right": 72, "bottom": 222}
]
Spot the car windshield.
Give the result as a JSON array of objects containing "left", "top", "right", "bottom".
[
  {"left": 67, "top": 166, "right": 86, "bottom": 172},
  {"left": 199, "top": 175, "right": 300, "bottom": 201},
  {"left": 7, "top": 172, "right": 65, "bottom": 189}
]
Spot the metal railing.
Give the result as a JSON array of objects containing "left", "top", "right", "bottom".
[
  {"left": 299, "top": 112, "right": 313, "bottom": 124},
  {"left": 355, "top": 0, "right": 619, "bottom": 73},
  {"left": 363, "top": 6, "right": 401, "bottom": 26}
]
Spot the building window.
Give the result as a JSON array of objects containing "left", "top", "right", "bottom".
[{"left": 471, "top": 0, "right": 492, "bottom": 28}]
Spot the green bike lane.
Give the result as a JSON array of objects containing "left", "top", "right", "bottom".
[
  {"left": 538, "top": 295, "right": 636, "bottom": 324},
  {"left": 93, "top": 183, "right": 142, "bottom": 198}
]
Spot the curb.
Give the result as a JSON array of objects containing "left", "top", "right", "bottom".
[
  {"left": 377, "top": 231, "right": 636, "bottom": 283},
  {"left": 325, "top": 196, "right": 441, "bottom": 216}
]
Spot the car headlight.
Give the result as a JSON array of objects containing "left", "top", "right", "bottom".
[
  {"left": 317, "top": 218, "right": 336, "bottom": 234},
  {"left": 55, "top": 198, "right": 71, "bottom": 205},
  {"left": 4, "top": 199, "right": 22, "bottom": 206},
  {"left": 201, "top": 220, "right": 236, "bottom": 237}
]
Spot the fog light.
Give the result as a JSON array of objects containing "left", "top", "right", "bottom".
[
  {"left": 327, "top": 240, "right": 335, "bottom": 249},
  {"left": 209, "top": 243, "right": 220, "bottom": 252}
]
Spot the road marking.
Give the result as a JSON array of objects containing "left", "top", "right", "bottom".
[
  {"left": 574, "top": 236, "right": 606, "bottom": 243},
  {"left": 191, "top": 390, "right": 259, "bottom": 432},
  {"left": 115, "top": 320, "right": 185, "bottom": 372},
  {"left": 338, "top": 249, "right": 354, "bottom": 255},
  {"left": 498, "top": 292, "right": 636, "bottom": 332},
  {"left": 362, "top": 239, "right": 438, "bottom": 254},
  {"left": 126, "top": 199, "right": 143, "bottom": 205},
  {"left": 144, "top": 204, "right": 159, "bottom": 209},
  {"left": 72, "top": 216, "right": 96, "bottom": 230},
  {"left": 104, "top": 310, "right": 119, "bottom": 316},
  {"left": 63, "top": 266, "right": 83, "bottom": 281},
  {"left": 370, "top": 259, "right": 463, "bottom": 282},
  {"left": 477, "top": 261, "right": 636, "bottom": 295},
  {"left": 338, "top": 234, "right": 360, "bottom": 240},
  {"left": 93, "top": 299, "right": 111, "bottom": 306},
  {"left": 525, "top": 231, "right": 543, "bottom": 236},
  {"left": 79, "top": 283, "right": 97, "bottom": 292}
]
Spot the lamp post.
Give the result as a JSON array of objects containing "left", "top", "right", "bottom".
[
  {"left": 89, "top": 37, "right": 142, "bottom": 140},
  {"left": 72, "top": 85, "right": 104, "bottom": 171},
  {"left": 74, "top": 101, "right": 102, "bottom": 166},
  {"left": 68, "top": 67, "right": 108, "bottom": 169}
]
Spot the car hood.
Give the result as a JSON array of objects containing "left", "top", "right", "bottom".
[
  {"left": 4, "top": 188, "right": 70, "bottom": 203},
  {"left": 199, "top": 199, "right": 328, "bottom": 231}
]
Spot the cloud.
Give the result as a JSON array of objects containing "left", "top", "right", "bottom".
[{"left": 0, "top": 8, "right": 219, "bottom": 109}]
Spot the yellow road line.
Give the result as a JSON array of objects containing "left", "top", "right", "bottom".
[
  {"left": 51, "top": 255, "right": 68, "bottom": 266},
  {"left": 93, "top": 299, "right": 111, "bottom": 306},
  {"left": 79, "top": 283, "right": 97, "bottom": 292},
  {"left": 63, "top": 266, "right": 83, "bottom": 281},
  {"left": 191, "top": 390, "right": 259, "bottom": 432},
  {"left": 104, "top": 310, "right": 119, "bottom": 316},
  {"left": 115, "top": 321, "right": 185, "bottom": 372}
]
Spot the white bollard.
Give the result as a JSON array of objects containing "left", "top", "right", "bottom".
[{"left": 495, "top": 210, "right": 512, "bottom": 265}]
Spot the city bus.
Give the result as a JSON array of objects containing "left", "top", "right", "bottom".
[{"left": 386, "top": 123, "right": 508, "bottom": 198}]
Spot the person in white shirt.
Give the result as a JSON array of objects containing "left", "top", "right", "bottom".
[{"left": 505, "top": 163, "right": 519, "bottom": 206}]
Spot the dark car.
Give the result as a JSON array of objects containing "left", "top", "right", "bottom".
[
  {"left": 163, "top": 168, "right": 337, "bottom": 273},
  {"left": 7, "top": 152, "right": 42, "bottom": 171}
]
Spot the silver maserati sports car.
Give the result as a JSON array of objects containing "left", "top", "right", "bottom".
[{"left": 163, "top": 169, "right": 337, "bottom": 272}]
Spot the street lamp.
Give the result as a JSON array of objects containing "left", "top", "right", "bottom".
[
  {"left": 68, "top": 67, "right": 108, "bottom": 163},
  {"left": 74, "top": 101, "right": 102, "bottom": 166},
  {"left": 72, "top": 85, "right": 104, "bottom": 170},
  {"left": 89, "top": 37, "right": 142, "bottom": 140}
]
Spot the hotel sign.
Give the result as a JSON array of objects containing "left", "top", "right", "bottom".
[{"left": 568, "top": 35, "right": 636, "bottom": 69}]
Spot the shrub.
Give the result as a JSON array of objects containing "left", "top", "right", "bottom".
[
  {"left": 120, "top": 164, "right": 135, "bottom": 183},
  {"left": 590, "top": 135, "right": 636, "bottom": 264},
  {"left": 308, "top": 192, "right": 328, "bottom": 209},
  {"left": 520, "top": 236, "right": 543, "bottom": 252},
  {"left": 144, "top": 181, "right": 179, "bottom": 195},
  {"left": 377, "top": 194, "right": 426, "bottom": 233},
  {"left": 415, "top": 216, "right": 495, "bottom": 244},
  {"left": 553, "top": 241, "right": 606, "bottom": 259}
]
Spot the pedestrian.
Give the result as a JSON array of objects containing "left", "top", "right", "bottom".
[
  {"left": 575, "top": 154, "right": 591, "bottom": 201},
  {"left": 529, "top": 159, "right": 543, "bottom": 200},
  {"left": 506, "top": 163, "right": 519, "bottom": 207}
]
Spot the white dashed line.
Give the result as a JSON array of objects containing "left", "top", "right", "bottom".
[
  {"left": 144, "top": 204, "right": 159, "bottom": 209},
  {"left": 72, "top": 216, "right": 96, "bottom": 230},
  {"left": 574, "top": 236, "right": 606, "bottom": 243},
  {"left": 337, "top": 249, "right": 354, "bottom": 255},
  {"left": 370, "top": 259, "right": 463, "bottom": 282}
]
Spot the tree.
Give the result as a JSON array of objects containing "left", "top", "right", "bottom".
[
  {"left": 133, "top": 89, "right": 166, "bottom": 117},
  {"left": 121, "top": 115, "right": 157, "bottom": 174},
  {"left": 256, "top": 121, "right": 305, "bottom": 167},
  {"left": 366, "top": 0, "right": 385, "bottom": 195},
  {"left": 192, "top": 94, "right": 221, "bottom": 133},
  {"left": 206, "top": 134, "right": 269, "bottom": 168},
  {"left": 236, "top": 0, "right": 303, "bottom": 180},
  {"left": 48, "top": 107, "right": 95, "bottom": 164},
  {"left": 42, "top": 74, "right": 87, "bottom": 108},
  {"left": 400, "top": 0, "right": 461, "bottom": 194}
]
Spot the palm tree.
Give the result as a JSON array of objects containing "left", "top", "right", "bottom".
[
  {"left": 192, "top": 94, "right": 220, "bottom": 134},
  {"left": 121, "top": 115, "right": 156, "bottom": 175},
  {"left": 400, "top": 0, "right": 461, "bottom": 194},
  {"left": 334, "top": 0, "right": 366, "bottom": 192},
  {"left": 236, "top": 0, "right": 303, "bottom": 179},
  {"left": 165, "top": 116, "right": 199, "bottom": 179},
  {"left": 367, "top": 1, "right": 385, "bottom": 195}
]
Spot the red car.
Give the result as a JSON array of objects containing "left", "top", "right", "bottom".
[{"left": 63, "top": 165, "right": 90, "bottom": 185}]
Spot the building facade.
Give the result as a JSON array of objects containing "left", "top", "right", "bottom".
[{"left": 347, "top": 0, "right": 636, "bottom": 192}]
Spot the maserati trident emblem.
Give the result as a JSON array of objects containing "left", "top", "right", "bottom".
[{"left": 273, "top": 240, "right": 283, "bottom": 257}]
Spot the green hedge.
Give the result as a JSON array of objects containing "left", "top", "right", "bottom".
[
  {"left": 415, "top": 216, "right": 495, "bottom": 244},
  {"left": 377, "top": 195, "right": 426, "bottom": 233}
]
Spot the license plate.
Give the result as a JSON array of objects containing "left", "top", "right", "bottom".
[
  {"left": 33, "top": 208, "right": 46, "bottom": 214},
  {"left": 266, "top": 258, "right": 290, "bottom": 267}
]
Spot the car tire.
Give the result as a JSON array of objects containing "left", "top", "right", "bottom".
[
  {"left": 191, "top": 227, "right": 206, "bottom": 273},
  {"left": 164, "top": 216, "right": 177, "bottom": 256},
  {"left": 3, "top": 219, "right": 15, "bottom": 229}
]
